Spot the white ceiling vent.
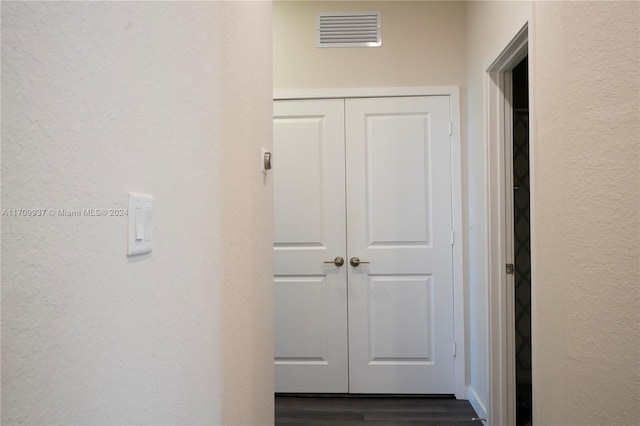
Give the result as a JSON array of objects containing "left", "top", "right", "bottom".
[{"left": 317, "top": 12, "right": 381, "bottom": 48}]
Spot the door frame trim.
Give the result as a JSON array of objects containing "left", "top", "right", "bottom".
[
  {"left": 485, "top": 24, "right": 529, "bottom": 426},
  {"left": 274, "top": 86, "right": 460, "bottom": 101},
  {"left": 274, "top": 87, "right": 466, "bottom": 399}
]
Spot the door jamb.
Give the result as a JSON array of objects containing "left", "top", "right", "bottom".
[
  {"left": 485, "top": 24, "right": 529, "bottom": 426},
  {"left": 274, "top": 87, "right": 466, "bottom": 399}
]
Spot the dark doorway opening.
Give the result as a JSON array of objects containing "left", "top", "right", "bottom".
[{"left": 512, "top": 56, "right": 532, "bottom": 426}]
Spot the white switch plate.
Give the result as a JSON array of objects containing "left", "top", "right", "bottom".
[{"left": 127, "top": 192, "right": 153, "bottom": 256}]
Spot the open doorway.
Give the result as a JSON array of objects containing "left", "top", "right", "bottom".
[{"left": 512, "top": 57, "right": 532, "bottom": 426}]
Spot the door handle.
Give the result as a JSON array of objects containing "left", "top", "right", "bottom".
[
  {"left": 324, "top": 256, "right": 345, "bottom": 267},
  {"left": 349, "top": 257, "right": 371, "bottom": 267}
]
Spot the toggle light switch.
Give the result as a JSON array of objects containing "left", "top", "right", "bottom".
[
  {"left": 128, "top": 193, "right": 153, "bottom": 256},
  {"left": 135, "top": 208, "right": 144, "bottom": 241},
  {"left": 143, "top": 207, "right": 153, "bottom": 241}
]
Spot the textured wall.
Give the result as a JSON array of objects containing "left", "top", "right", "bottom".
[
  {"left": 273, "top": 1, "right": 465, "bottom": 89},
  {"left": 532, "top": 2, "right": 640, "bottom": 424},
  {"left": 1, "top": 2, "right": 273, "bottom": 424}
]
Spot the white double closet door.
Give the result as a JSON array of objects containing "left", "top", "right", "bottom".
[{"left": 273, "top": 96, "right": 455, "bottom": 394}]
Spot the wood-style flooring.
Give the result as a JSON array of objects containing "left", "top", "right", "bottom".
[{"left": 275, "top": 395, "right": 484, "bottom": 426}]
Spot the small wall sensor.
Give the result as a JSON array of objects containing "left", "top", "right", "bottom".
[{"left": 262, "top": 148, "right": 272, "bottom": 173}]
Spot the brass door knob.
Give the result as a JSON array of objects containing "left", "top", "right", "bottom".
[{"left": 324, "top": 256, "right": 345, "bottom": 267}]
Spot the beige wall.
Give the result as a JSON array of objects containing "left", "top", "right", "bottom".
[
  {"left": 531, "top": 2, "right": 639, "bottom": 424},
  {"left": 1, "top": 2, "right": 273, "bottom": 424},
  {"left": 274, "top": 1, "right": 465, "bottom": 89}
]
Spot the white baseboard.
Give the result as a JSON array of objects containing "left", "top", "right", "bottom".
[{"left": 467, "top": 385, "right": 488, "bottom": 424}]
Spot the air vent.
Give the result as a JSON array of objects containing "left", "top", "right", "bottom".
[{"left": 317, "top": 12, "right": 381, "bottom": 48}]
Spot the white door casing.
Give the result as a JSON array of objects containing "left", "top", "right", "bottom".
[
  {"left": 486, "top": 24, "right": 529, "bottom": 426},
  {"left": 273, "top": 99, "right": 348, "bottom": 393},
  {"left": 273, "top": 90, "right": 464, "bottom": 396}
]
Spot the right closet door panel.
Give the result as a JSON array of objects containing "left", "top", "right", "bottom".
[{"left": 345, "top": 96, "right": 455, "bottom": 394}]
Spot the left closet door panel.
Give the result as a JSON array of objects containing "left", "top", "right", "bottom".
[{"left": 273, "top": 99, "right": 348, "bottom": 393}]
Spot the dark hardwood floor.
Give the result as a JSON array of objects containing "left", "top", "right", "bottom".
[{"left": 275, "top": 395, "right": 484, "bottom": 425}]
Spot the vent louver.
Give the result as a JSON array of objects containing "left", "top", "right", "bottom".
[{"left": 317, "top": 12, "right": 381, "bottom": 48}]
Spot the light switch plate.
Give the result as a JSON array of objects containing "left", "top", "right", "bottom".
[{"left": 127, "top": 192, "right": 153, "bottom": 256}]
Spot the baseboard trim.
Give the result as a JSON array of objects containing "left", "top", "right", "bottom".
[{"left": 467, "top": 386, "right": 488, "bottom": 424}]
